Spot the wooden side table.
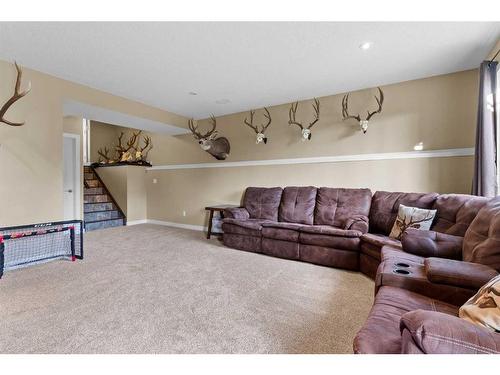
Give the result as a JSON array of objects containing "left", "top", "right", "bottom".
[{"left": 205, "top": 204, "right": 239, "bottom": 239}]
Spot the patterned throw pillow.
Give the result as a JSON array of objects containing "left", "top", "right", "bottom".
[
  {"left": 389, "top": 204, "right": 436, "bottom": 240},
  {"left": 459, "top": 274, "right": 500, "bottom": 332}
]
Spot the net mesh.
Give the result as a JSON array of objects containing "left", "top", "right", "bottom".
[{"left": 0, "top": 220, "right": 83, "bottom": 276}]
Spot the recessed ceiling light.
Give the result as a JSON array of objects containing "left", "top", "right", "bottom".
[
  {"left": 215, "top": 99, "right": 231, "bottom": 104},
  {"left": 188, "top": 91, "right": 198, "bottom": 96},
  {"left": 359, "top": 42, "right": 372, "bottom": 50}
]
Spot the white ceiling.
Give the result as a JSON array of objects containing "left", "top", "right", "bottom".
[{"left": 0, "top": 22, "right": 498, "bottom": 119}]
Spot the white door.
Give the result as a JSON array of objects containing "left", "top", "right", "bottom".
[{"left": 63, "top": 135, "right": 80, "bottom": 220}]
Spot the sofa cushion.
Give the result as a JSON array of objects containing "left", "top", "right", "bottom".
[
  {"left": 314, "top": 187, "right": 371, "bottom": 232},
  {"left": 401, "top": 310, "right": 500, "bottom": 354},
  {"left": 361, "top": 233, "right": 402, "bottom": 249},
  {"left": 261, "top": 222, "right": 303, "bottom": 242},
  {"left": 278, "top": 186, "right": 317, "bottom": 225},
  {"left": 353, "top": 286, "right": 458, "bottom": 354},
  {"left": 369, "top": 191, "right": 438, "bottom": 236},
  {"left": 242, "top": 187, "right": 283, "bottom": 221},
  {"left": 222, "top": 218, "right": 272, "bottom": 237},
  {"left": 463, "top": 196, "right": 500, "bottom": 271},
  {"left": 299, "top": 225, "right": 362, "bottom": 238},
  {"left": 300, "top": 232, "right": 360, "bottom": 251},
  {"left": 431, "top": 194, "right": 489, "bottom": 237}
]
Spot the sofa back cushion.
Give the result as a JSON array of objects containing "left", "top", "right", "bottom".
[
  {"left": 243, "top": 187, "right": 283, "bottom": 221},
  {"left": 314, "top": 187, "right": 372, "bottom": 229},
  {"left": 279, "top": 186, "right": 317, "bottom": 225},
  {"left": 369, "top": 191, "right": 439, "bottom": 235},
  {"left": 463, "top": 196, "right": 500, "bottom": 271},
  {"left": 431, "top": 194, "right": 489, "bottom": 237}
]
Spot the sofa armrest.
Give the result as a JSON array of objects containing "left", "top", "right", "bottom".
[
  {"left": 344, "top": 215, "right": 369, "bottom": 234},
  {"left": 400, "top": 310, "right": 500, "bottom": 354},
  {"left": 424, "top": 257, "right": 499, "bottom": 290},
  {"left": 401, "top": 229, "right": 463, "bottom": 259},
  {"left": 223, "top": 207, "right": 250, "bottom": 220}
]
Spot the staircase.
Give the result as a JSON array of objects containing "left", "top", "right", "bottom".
[{"left": 84, "top": 166, "right": 126, "bottom": 231}]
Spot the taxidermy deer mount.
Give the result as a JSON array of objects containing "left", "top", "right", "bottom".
[
  {"left": 342, "top": 87, "right": 384, "bottom": 134},
  {"left": 244, "top": 107, "right": 272, "bottom": 144},
  {"left": 1, "top": 62, "right": 31, "bottom": 126},
  {"left": 288, "top": 98, "right": 320, "bottom": 141},
  {"left": 97, "top": 131, "right": 153, "bottom": 166},
  {"left": 188, "top": 116, "right": 230, "bottom": 160}
]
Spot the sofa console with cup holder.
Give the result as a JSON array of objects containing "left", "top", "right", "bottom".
[{"left": 354, "top": 196, "right": 500, "bottom": 354}]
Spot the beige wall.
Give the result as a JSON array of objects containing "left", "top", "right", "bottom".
[
  {"left": 145, "top": 69, "right": 479, "bottom": 227},
  {"left": 95, "top": 166, "right": 128, "bottom": 214},
  {"left": 0, "top": 58, "right": 188, "bottom": 226},
  {"left": 0, "top": 57, "right": 483, "bottom": 228},
  {"left": 95, "top": 165, "right": 147, "bottom": 222}
]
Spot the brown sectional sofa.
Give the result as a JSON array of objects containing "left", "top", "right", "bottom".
[
  {"left": 222, "top": 186, "right": 500, "bottom": 354},
  {"left": 222, "top": 187, "right": 489, "bottom": 276}
]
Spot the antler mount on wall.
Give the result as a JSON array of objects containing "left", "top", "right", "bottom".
[
  {"left": 1, "top": 62, "right": 31, "bottom": 127},
  {"left": 288, "top": 98, "right": 320, "bottom": 141},
  {"left": 342, "top": 87, "right": 384, "bottom": 134},
  {"left": 244, "top": 107, "right": 272, "bottom": 144},
  {"left": 96, "top": 130, "right": 153, "bottom": 166}
]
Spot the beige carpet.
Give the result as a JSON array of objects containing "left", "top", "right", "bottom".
[{"left": 0, "top": 224, "right": 374, "bottom": 354}]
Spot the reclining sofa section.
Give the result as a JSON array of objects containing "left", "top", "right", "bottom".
[
  {"left": 222, "top": 186, "right": 372, "bottom": 271},
  {"left": 222, "top": 187, "right": 489, "bottom": 277}
]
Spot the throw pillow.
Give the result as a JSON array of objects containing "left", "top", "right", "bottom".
[
  {"left": 459, "top": 274, "right": 500, "bottom": 332},
  {"left": 389, "top": 204, "right": 436, "bottom": 240}
]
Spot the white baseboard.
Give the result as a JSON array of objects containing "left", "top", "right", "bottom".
[
  {"left": 127, "top": 219, "right": 148, "bottom": 226},
  {"left": 147, "top": 219, "right": 206, "bottom": 232}
]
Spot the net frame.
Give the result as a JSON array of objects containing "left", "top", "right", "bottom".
[{"left": 0, "top": 220, "right": 83, "bottom": 278}]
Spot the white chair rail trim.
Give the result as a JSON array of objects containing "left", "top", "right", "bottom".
[{"left": 147, "top": 148, "right": 474, "bottom": 171}]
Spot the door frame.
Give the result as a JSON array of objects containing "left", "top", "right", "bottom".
[{"left": 63, "top": 133, "right": 81, "bottom": 220}]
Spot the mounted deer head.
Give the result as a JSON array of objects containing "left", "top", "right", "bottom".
[
  {"left": 1, "top": 62, "right": 31, "bottom": 126},
  {"left": 244, "top": 107, "right": 272, "bottom": 144},
  {"left": 288, "top": 98, "right": 320, "bottom": 141},
  {"left": 188, "top": 116, "right": 230, "bottom": 160},
  {"left": 342, "top": 87, "right": 384, "bottom": 134}
]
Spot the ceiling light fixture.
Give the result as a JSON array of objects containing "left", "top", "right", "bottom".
[{"left": 359, "top": 42, "right": 372, "bottom": 50}]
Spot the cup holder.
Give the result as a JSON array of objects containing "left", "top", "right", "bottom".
[
  {"left": 393, "top": 268, "right": 411, "bottom": 275},
  {"left": 395, "top": 262, "right": 410, "bottom": 268}
]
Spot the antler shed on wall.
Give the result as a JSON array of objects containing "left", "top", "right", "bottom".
[{"left": 1, "top": 62, "right": 31, "bottom": 126}]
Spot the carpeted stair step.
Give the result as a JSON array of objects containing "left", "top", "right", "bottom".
[
  {"left": 86, "top": 179, "right": 101, "bottom": 188},
  {"left": 84, "top": 193, "right": 111, "bottom": 203},
  {"left": 84, "top": 210, "right": 123, "bottom": 222},
  {"left": 84, "top": 202, "right": 116, "bottom": 212},
  {"left": 84, "top": 187, "right": 104, "bottom": 195},
  {"left": 85, "top": 218, "right": 125, "bottom": 231},
  {"left": 84, "top": 172, "right": 95, "bottom": 180}
]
